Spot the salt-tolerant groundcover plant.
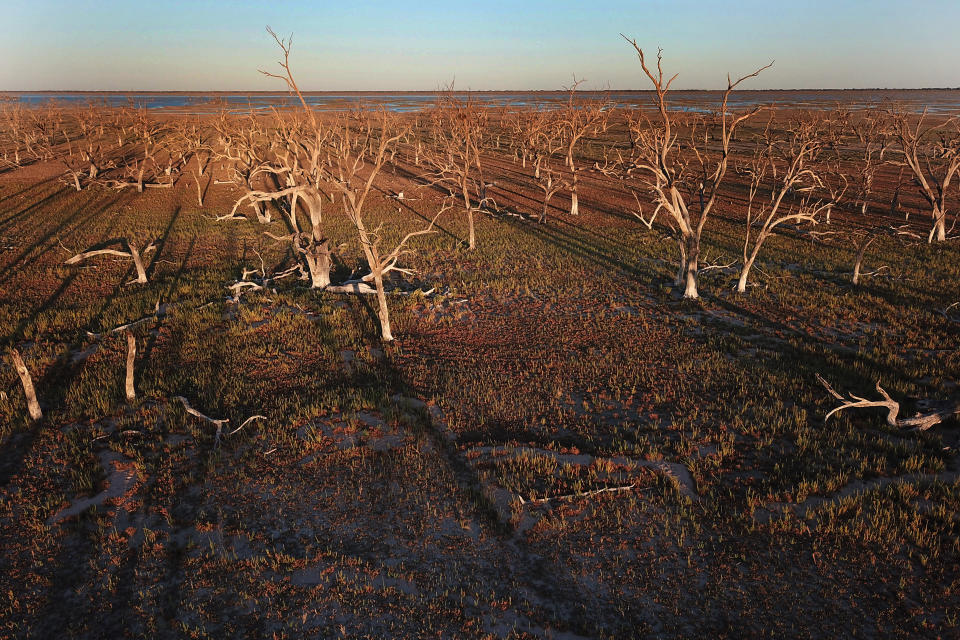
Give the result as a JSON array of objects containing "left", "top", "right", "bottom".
[{"left": 1, "top": 26, "right": 959, "bottom": 639}]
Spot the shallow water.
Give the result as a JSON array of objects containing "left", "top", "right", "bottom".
[{"left": 6, "top": 89, "right": 960, "bottom": 113}]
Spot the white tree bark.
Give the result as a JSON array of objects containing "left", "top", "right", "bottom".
[
  {"left": 9, "top": 349, "right": 42, "bottom": 421},
  {"left": 124, "top": 331, "right": 136, "bottom": 402}
]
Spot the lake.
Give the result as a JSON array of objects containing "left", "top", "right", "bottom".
[{"left": 5, "top": 89, "right": 960, "bottom": 114}]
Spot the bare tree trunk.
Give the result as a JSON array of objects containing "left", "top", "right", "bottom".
[
  {"left": 467, "top": 208, "right": 476, "bottom": 250},
  {"left": 124, "top": 331, "right": 136, "bottom": 402},
  {"left": 736, "top": 236, "right": 765, "bottom": 294},
  {"left": 194, "top": 172, "right": 204, "bottom": 207},
  {"left": 736, "top": 259, "right": 754, "bottom": 294},
  {"left": 930, "top": 208, "right": 947, "bottom": 243},
  {"left": 675, "top": 237, "right": 687, "bottom": 287},
  {"left": 303, "top": 239, "right": 332, "bottom": 288},
  {"left": 129, "top": 244, "right": 148, "bottom": 284},
  {"left": 253, "top": 200, "right": 271, "bottom": 224},
  {"left": 683, "top": 235, "right": 699, "bottom": 299},
  {"left": 568, "top": 157, "right": 579, "bottom": 216},
  {"left": 373, "top": 272, "right": 394, "bottom": 342},
  {"left": 9, "top": 349, "right": 42, "bottom": 421}
]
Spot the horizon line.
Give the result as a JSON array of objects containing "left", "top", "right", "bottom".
[{"left": 3, "top": 87, "right": 960, "bottom": 94}]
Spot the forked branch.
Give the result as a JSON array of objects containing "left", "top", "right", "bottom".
[
  {"left": 817, "top": 374, "right": 960, "bottom": 431},
  {"left": 175, "top": 396, "right": 266, "bottom": 447},
  {"left": 65, "top": 237, "right": 157, "bottom": 284}
]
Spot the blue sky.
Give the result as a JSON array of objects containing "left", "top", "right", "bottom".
[{"left": 0, "top": 1, "right": 957, "bottom": 91}]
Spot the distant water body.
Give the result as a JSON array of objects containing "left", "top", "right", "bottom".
[{"left": 7, "top": 90, "right": 960, "bottom": 114}]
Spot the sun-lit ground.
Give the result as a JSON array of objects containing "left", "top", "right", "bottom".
[{"left": 0, "top": 104, "right": 958, "bottom": 638}]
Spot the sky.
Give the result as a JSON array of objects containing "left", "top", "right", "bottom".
[{"left": 0, "top": 0, "right": 958, "bottom": 91}]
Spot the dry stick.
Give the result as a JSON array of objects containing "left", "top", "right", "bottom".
[
  {"left": 852, "top": 233, "right": 878, "bottom": 286},
  {"left": 8, "top": 348, "right": 42, "bottom": 421},
  {"left": 174, "top": 396, "right": 265, "bottom": 447},
  {"left": 124, "top": 330, "right": 136, "bottom": 402},
  {"left": 175, "top": 396, "right": 229, "bottom": 446},
  {"left": 516, "top": 483, "right": 639, "bottom": 506},
  {"left": 86, "top": 300, "right": 168, "bottom": 340}
]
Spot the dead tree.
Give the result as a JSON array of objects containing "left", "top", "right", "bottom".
[
  {"left": 736, "top": 115, "right": 834, "bottom": 292},
  {"left": 65, "top": 237, "right": 156, "bottom": 285},
  {"left": 851, "top": 110, "right": 892, "bottom": 218},
  {"left": 214, "top": 114, "right": 275, "bottom": 223},
  {"left": 536, "top": 168, "right": 565, "bottom": 224},
  {"left": 326, "top": 109, "right": 437, "bottom": 341},
  {"left": 530, "top": 114, "right": 566, "bottom": 222},
  {"left": 8, "top": 348, "right": 42, "bottom": 421},
  {"left": 421, "top": 88, "right": 491, "bottom": 250},
  {"left": 818, "top": 374, "right": 960, "bottom": 431},
  {"left": 621, "top": 34, "right": 771, "bottom": 298},
  {"left": 557, "top": 79, "right": 608, "bottom": 216},
  {"left": 218, "top": 110, "right": 337, "bottom": 287},
  {"left": 891, "top": 110, "right": 960, "bottom": 243},
  {"left": 261, "top": 27, "right": 437, "bottom": 341},
  {"left": 0, "top": 102, "right": 27, "bottom": 169}
]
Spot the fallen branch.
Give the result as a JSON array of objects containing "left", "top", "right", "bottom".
[
  {"left": 174, "top": 396, "right": 265, "bottom": 446},
  {"left": 324, "top": 281, "right": 378, "bottom": 295},
  {"left": 517, "top": 483, "right": 638, "bottom": 505},
  {"left": 124, "top": 331, "right": 136, "bottom": 402},
  {"left": 700, "top": 260, "right": 737, "bottom": 274},
  {"left": 818, "top": 374, "right": 960, "bottom": 431},
  {"left": 65, "top": 237, "right": 157, "bottom": 284},
  {"left": 939, "top": 301, "right": 960, "bottom": 323},
  {"left": 86, "top": 300, "right": 170, "bottom": 340},
  {"left": 8, "top": 348, "right": 42, "bottom": 421}
]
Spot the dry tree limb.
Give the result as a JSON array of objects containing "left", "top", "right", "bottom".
[
  {"left": 8, "top": 348, "right": 42, "bottom": 421},
  {"left": 227, "top": 262, "right": 306, "bottom": 303},
  {"left": 175, "top": 396, "right": 229, "bottom": 445},
  {"left": 939, "top": 301, "right": 960, "bottom": 323},
  {"left": 65, "top": 238, "right": 157, "bottom": 284},
  {"left": 699, "top": 260, "right": 737, "bottom": 274},
  {"left": 324, "top": 281, "right": 378, "bottom": 295},
  {"left": 852, "top": 231, "right": 879, "bottom": 286},
  {"left": 516, "top": 483, "right": 639, "bottom": 506},
  {"left": 817, "top": 374, "right": 960, "bottom": 431},
  {"left": 225, "top": 415, "right": 266, "bottom": 437},
  {"left": 174, "top": 396, "right": 265, "bottom": 446},
  {"left": 86, "top": 300, "right": 170, "bottom": 340},
  {"left": 124, "top": 330, "right": 136, "bottom": 402}
]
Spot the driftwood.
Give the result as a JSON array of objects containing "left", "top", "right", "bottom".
[
  {"left": 8, "top": 348, "right": 42, "bottom": 421},
  {"left": 65, "top": 237, "right": 157, "bottom": 284},
  {"left": 818, "top": 374, "right": 960, "bottom": 431}
]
